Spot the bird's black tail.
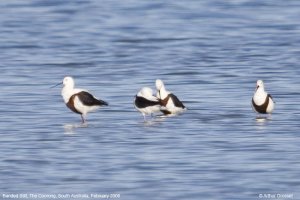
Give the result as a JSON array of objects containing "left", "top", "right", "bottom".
[{"left": 97, "top": 99, "right": 108, "bottom": 106}]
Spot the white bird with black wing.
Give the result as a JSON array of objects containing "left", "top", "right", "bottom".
[
  {"left": 252, "top": 80, "right": 275, "bottom": 114},
  {"left": 55, "top": 76, "right": 108, "bottom": 123},
  {"left": 134, "top": 87, "right": 161, "bottom": 120},
  {"left": 155, "top": 79, "right": 186, "bottom": 115}
]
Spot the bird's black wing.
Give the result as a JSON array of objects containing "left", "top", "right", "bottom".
[
  {"left": 252, "top": 96, "right": 269, "bottom": 114},
  {"left": 268, "top": 94, "right": 275, "bottom": 103},
  {"left": 169, "top": 93, "right": 185, "bottom": 108},
  {"left": 77, "top": 91, "right": 108, "bottom": 106},
  {"left": 135, "top": 96, "right": 160, "bottom": 108}
]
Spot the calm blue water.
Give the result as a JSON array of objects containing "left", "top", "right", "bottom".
[{"left": 1, "top": 1, "right": 300, "bottom": 199}]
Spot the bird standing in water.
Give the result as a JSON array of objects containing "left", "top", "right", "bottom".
[
  {"left": 134, "top": 87, "right": 161, "bottom": 120},
  {"left": 155, "top": 79, "right": 186, "bottom": 115},
  {"left": 54, "top": 76, "right": 108, "bottom": 123},
  {"left": 252, "top": 80, "right": 275, "bottom": 114}
]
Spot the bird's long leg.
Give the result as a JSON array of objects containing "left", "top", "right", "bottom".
[
  {"left": 143, "top": 114, "right": 146, "bottom": 121},
  {"left": 81, "top": 115, "right": 86, "bottom": 124}
]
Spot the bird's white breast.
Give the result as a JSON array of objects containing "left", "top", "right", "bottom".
[
  {"left": 61, "top": 87, "right": 86, "bottom": 103},
  {"left": 73, "top": 95, "right": 99, "bottom": 115},
  {"left": 253, "top": 89, "right": 267, "bottom": 105}
]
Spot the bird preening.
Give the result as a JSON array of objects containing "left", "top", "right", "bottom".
[
  {"left": 134, "top": 79, "right": 186, "bottom": 120},
  {"left": 155, "top": 79, "right": 186, "bottom": 115},
  {"left": 134, "top": 87, "right": 161, "bottom": 120}
]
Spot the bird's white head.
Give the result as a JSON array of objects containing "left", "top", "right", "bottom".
[
  {"left": 140, "top": 87, "right": 154, "bottom": 98},
  {"left": 61, "top": 76, "right": 76, "bottom": 103},
  {"left": 63, "top": 76, "right": 75, "bottom": 89},
  {"left": 256, "top": 80, "right": 264, "bottom": 91},
  {"left": 155, "top": 79, "right": 164, "bottom": 90}
]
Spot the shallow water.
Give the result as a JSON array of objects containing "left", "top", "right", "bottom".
[{"left": 1, "top": 0, "right": 300, "bottom": 199}]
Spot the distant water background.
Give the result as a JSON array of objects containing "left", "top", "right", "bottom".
[{"left": 0, "top": 0, "right": 300, "bottom": 199}]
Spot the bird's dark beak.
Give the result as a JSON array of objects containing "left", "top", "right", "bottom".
[
  {"left": 50, "top": 82, "right": 62, "bottom": 89},
  {"left": 255, "top": 85, "right": 259, "bottom": 91}
]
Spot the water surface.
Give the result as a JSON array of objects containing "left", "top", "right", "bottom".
[{"left": 0, "top": 1, "right": 300, "bottom": 199}]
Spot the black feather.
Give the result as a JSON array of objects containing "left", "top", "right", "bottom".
[
  {"left": 135, "top": 95, "right": 160, "bottom": 108},
  {"left": 169, "top": 94, "right": 185, "bottom": 108},
  {"left": 77, "top": 91, "right": 108, "bottom": 106}
]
